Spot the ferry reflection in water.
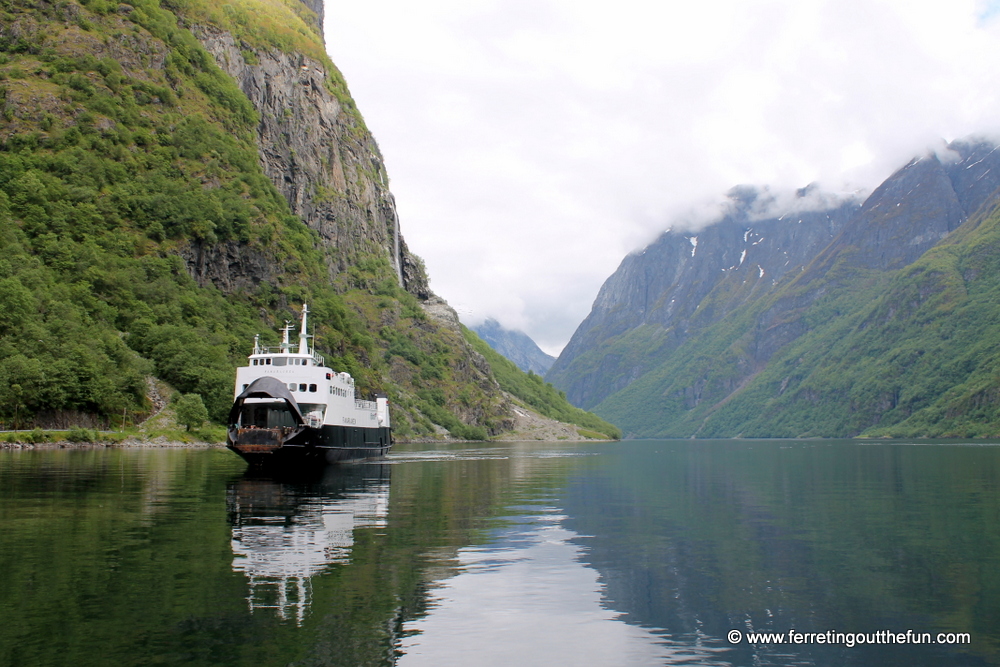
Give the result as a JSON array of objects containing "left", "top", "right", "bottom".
[{"left": 226, "top": 464, "right": 390, "bottom": 625}]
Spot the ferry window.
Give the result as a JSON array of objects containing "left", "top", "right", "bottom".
[
  {"left": 242, "top": 384, "right": 248, "bottom": 391},
  {"left": 309, "top": 384, "right": 317, "bottom": 392},
  {"left": 288, "top": 384, "right": 296, "bottom": 391},
  {"left": 299, "top": 383, "right": 307, "bottom": 392},
  {"left": 273, "top": 356, "right": 287, "bottom": 366},
  {"left": 329, "top": 387, "right": 333, "bottom": 394},
  {"left": 252, "top": 359, "right": 257, "bottom": 366},
  {"left": 265, "top": 358, "right": 271, "bottom": 365}
]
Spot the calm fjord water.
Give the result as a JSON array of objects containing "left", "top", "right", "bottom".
[{"left": 0, "top": 440, "right": 997, "bottom": 666}]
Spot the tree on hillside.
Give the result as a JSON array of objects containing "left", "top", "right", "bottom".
[{"left": 175, "top": 393, "right": 209, "bottom": 432}]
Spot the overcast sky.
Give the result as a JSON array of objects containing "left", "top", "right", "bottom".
[{"left": 324, "top": 0, "right": 1000, "bottom": 356}]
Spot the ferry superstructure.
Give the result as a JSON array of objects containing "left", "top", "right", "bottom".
[{"left": 227, "top": 305, "right": 392, "bottom": 466}]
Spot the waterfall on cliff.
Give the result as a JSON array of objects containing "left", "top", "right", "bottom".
[{"left": 393, "top": 209, "right": 403, "bottom": 287}]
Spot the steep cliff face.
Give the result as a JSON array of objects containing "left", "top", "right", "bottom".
[
  {"left": 571, "top": 138, "right": 1000, "bottom": 438},
  {"left": 548, "top": 187, "right": 860, "bottom": 409},
  {"left": 191, "top": 25, "right": 429, "bottom": 296},
  {"left": 796, "top": 142, "right": 1000, "bottom": 281}
]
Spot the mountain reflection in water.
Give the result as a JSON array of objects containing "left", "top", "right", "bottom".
[
  {"left": 397, "top": 507, "right": 729, "bottom": 666},
  {"left": 226, "top": 465, "right": 390, "bottom": 625}
]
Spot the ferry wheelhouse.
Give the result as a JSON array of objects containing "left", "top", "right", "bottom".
[{"left": 227, "top": 305, "right": 392, "bottom": 466}]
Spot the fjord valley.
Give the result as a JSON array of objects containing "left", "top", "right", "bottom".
[
  {"left": 550, "top": 141, "right": 1000, "bottom": 439},
  {"left": 0, "top": 0, "right": 617, "bottom": 442},
  {"left": 3, "top": 4, "right": 1000, "bottom": 666}
]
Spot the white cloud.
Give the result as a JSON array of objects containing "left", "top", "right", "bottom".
[{"left": 325, "top": 0, "right": 1000, "bottom": 356}]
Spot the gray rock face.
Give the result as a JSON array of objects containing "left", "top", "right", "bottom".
[
  {"left": 179, "top": 240, "right": 276, "bottom": 293},
  {"left": 943, "top": 140, "right": 1000, "bottom": 216},
  {"left": 472, "top": 319, "right": 556, "bottom": 375},
  {"left": 813, "top": 141, "right": 1000, "bottom": 275},
  {"left": 192, "top": 25, "right": 430, "bottom": 299},
  {"left": 548, "top": 188, "right": 860, "bottom": 409},
  {"left": 792, "top": 140, "right": 1000, "bottom": 286},
  {"left": 836, "top": 156, "right": 965, "bottom": 271}
]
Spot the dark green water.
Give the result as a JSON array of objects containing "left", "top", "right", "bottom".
[{"left": 1, "top": 440, "right": 998, "bottom": 666}]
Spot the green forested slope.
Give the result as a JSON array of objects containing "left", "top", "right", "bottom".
[
  {"left": 0, "top": 0, "right": 603, "bottom": 440},
  {"left": 597, "top": 200, "right": 1000, "bottom": 438},
  {"left": 0, "top": 0, "right": 306, "bottom": 425}
]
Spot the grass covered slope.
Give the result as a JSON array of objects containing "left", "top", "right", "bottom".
[
  {"left": 463, "top": 326, "right": 620, "bottom": 439},
  {"left": 597, "top": 199, "right": 1000, "bottom": 439}
]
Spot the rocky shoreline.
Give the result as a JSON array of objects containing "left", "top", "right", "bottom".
[{"left": 0, "top": 437, "right": 226, "bottom": 450}]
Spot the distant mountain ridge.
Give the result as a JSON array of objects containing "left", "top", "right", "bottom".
[
  {"left": 551, "top": 139, "right": 1000, "bottom": 438},
  {"left": 471, "top": 318, "right": 555, "bottom": 375},
  {"left": 547, "top": 186, "right": 862, "bottom": 409}
]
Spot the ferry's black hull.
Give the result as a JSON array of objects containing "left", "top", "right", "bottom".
[{"left": 227, "top": 424, "right": 392, "bottom": 468}]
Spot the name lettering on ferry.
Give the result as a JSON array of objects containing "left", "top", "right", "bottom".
[{"left": 343, "top": 417, "right": 357, "bottom": 425}]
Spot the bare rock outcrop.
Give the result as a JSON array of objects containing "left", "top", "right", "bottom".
[{"left": 192, "top": 25, "right": 429, "bottom": 297}]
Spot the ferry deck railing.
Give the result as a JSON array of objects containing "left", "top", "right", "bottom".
[{"left": 255, "top": 346, "right": 325, "bottom": 367}]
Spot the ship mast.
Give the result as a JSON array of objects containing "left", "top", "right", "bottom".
[{"left": 298, "top": 304, "right": 310, "bottom": 355}]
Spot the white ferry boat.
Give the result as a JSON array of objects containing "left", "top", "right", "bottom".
[{"left": 227, "top": 305, "right": 392, "bottom": 466}]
